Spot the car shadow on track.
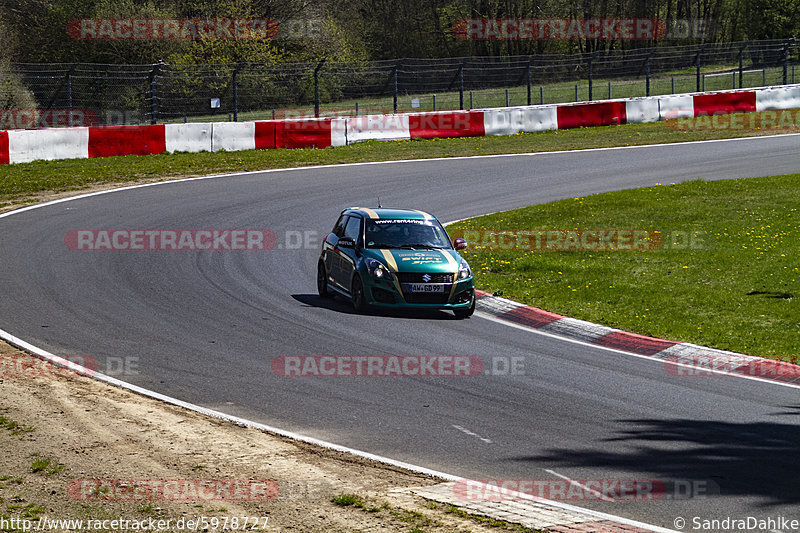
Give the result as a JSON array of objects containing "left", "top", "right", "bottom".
[
  {"left": 291, "top": 294, "right": 458, "bottom": 320},
  {"left": 504, "top": 416, "right": 800, "bottom": 507}
]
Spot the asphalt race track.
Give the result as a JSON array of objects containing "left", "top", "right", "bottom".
[{"left": 2, "top": 135, "right": 800, "bottom": 529}]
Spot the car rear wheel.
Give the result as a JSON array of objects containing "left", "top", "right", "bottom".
[
  {"left": 351, "top": 274, "right": 368, "bottom": 313},
  {"left": 453, "top": 293, "right": 475, "bottom": 319},
  {"left": 317, "top": 261, "right": 333, "bottom": 299}
]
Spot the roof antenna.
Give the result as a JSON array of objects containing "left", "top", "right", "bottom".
[{"left": 377, "top": 196, "right": 382, "bottom": 208}]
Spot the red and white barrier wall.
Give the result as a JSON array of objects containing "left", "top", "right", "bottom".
[
  {"left": 483, "top": 106, "right": 558, "bottom": 135},
  {"left": 1, "top": 84, "right": 798, "bottom": 164},
  {"left": 756, "top": 85, "right": 800, "bottom": 111},
  {"left": 5, "top": 127, "right": 90, "bottom": 164},
  {"left": 344, "top": 111, "right": 485, "bottom": 143}
]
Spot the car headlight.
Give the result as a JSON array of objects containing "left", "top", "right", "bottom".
[
  {"left": 458, "top": 258, "right": 472, "bottom": 280},
  {"left": 365, "top": 258, "right": 394, "bottom": 280}
]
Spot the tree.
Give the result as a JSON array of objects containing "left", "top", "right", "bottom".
[{"left": 0, "top": 12, "right": 38, "bottom": 110}]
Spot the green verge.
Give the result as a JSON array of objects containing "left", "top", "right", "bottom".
[
  {"left": 1, "top": 108, "right": 798, "bottom": 208},
  {"left": 449, "top": 175, "right": 799, "bottom": 358}
]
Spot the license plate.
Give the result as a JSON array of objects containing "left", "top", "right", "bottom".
[{"left": 407, "top": 283, "right": 445, "bottom": 293}]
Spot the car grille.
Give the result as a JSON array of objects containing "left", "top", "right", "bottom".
[
  {"left": 396, "top": 272, "right": 454, "bottom": 284},
  {"left": 402, "top": 292, "right": 450, "bottom": 305}
]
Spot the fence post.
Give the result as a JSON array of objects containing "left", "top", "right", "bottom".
[
  {"left": 587, "top": 54, "right": 593, "bottom": 101},
  {"left": 645, "top": 48, "right": 655, "bottom": 97},
  {"left": 233, "top": 63, "right": 242, "bottom": 122},
  {"left": 44, "top": 63, "right": 78, "bottom": 124},
  {"left": 392, "top": 60, "right": 402, "bottom": 114},
  {"left": 458, "top": 63, "right": 464, "bottom": 110},
  {"left": 695, "top": 45, "right": 705, "bottom": 92},
  {"left": 66, "top": 64, "right": 75, "bottom": 127},
  {"left": 314, "top": 60, "right": 325, "bottom": 118},
  {"left": 527, "top": 57, "right": 532, "bottom": 106},
  {"left": 783, "top": 39, "right": 794, "bottom": 86},
  {"left": 149, "top": 61, "right": 163, "bottom": 125},
  {"left": 739, "top": 42, "right": 748, "bottom": 88}
]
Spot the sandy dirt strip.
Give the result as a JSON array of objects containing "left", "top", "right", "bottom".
[{"left": 0, "top": 342, "right": 514, "bottom": 532}]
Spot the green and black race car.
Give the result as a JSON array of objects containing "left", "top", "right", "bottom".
[{"left": 317, "top": 207, "right": 475, "bottom": 318}]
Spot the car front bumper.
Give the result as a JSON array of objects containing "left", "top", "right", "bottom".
[{"left": 360, "top": 274, "right": 475, "bottom": 309}]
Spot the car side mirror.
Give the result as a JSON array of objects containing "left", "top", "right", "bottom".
[
  {"left": 454, "top": 238, "right": 467, "bottom": 250},
  {"left": 338, "top": 237, "right": 355, "bottom": 249}
]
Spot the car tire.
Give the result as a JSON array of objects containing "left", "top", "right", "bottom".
[
  {"left": 453, "top": 293, "right": 475, "bottom": 319},
  {"left": 351, "top": 274, "right": 369, "bottom": 313},
  {"left": 317, "top": 261, "right": 333, "bottom": 299}
]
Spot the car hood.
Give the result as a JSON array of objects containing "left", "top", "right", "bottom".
[{"left": 363, "top": 248, "right": 462, "bottom": 274}]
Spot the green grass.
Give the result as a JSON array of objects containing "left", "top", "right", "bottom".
[
  {"left": 330, "top": 494, "right": 429, "bottom": 526},
  {"left": 329, "top": 492, "right": 538, "bottom": 532},
  {"left": 331, "top": 493, "right": 365, "bottom": 507},
  {"left": 14, "top": 504, "right": 44, "bottom": 520},
  {"left": 0, "top": 413, "right": 33, "bottom": 436},
  {"left": 29, "top": 455, "right": 64, "bottom": 476},
  {"left": 450, "top": 175, "right": 800, "bottom": 357},
  {"left": 2, "top": 109, "right": 796, "bottom": 209},
  {"left": 443, "top": 504, "right": 537, "bottom": 531}
]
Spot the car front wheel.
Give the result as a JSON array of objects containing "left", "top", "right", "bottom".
[
  {"left": 351, "top": 274, "right": 368, "bottom": 313},
  {"left": 453, "top": 293, "right": 475, "bottom": 319},
  {"left": 317, "top": 261, "right": 333, "bottom": 298}
]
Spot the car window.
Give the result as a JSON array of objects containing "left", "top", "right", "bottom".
[
  {"left": 364, "top": 219, "right": 451, "bottom": 249},
  {"left": 332, "top": 215, "right": 347, "bottom": 237},
  {"left": 343, "top": 216, "right": 362, "bottom": 243}
]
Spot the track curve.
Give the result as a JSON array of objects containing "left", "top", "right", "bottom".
[{"left": 2, "top": 136, "right": 800, "bottom": 527}]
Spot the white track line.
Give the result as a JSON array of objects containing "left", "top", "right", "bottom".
[
  {"left": 545, "top": 469, "right": 616, "bottom": 502},
  {"left": 475, "top": 311, "right": 800, "bottom": 390},
  {"left": 452, "top": 424, "right": 493, "bottom": 444}
]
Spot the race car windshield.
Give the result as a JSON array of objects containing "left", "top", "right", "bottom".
[{"left": 364, "top": 219, "right": 451, "bottom": 249}]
